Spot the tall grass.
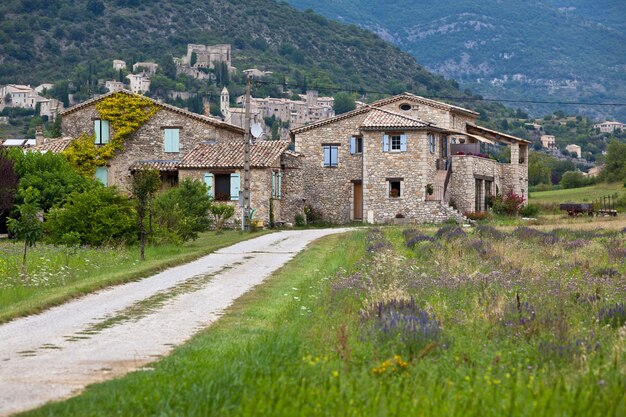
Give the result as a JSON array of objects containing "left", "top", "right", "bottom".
[{"left": 21, "top": 227, "right": 626, "bottom": 416}]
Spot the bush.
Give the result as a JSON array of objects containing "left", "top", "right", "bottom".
[
  {"left": 490, "top": 191, "right": 525, "bottom": 216},
  {"left": 464, "top": 211, "right": 491, "bottom": 221},
  {"left": 294, "top": 213, "right": 305, "bottom": 227},
  {"left": 45, "top": 186, "right": 136, "bottom": 246},
  {"left": 210, "top": 203, "right": 235, "bottom": 233},
  {"left": 519, "top": 204, "right": 540, "bottom": 217},
  {"left": 153, "top": 179, "right": 212, "bottom": 242}
]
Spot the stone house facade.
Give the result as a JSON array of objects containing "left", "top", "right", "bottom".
[
  {"left": 176, "top": 140, "right": 302, "bottom": 224},
  {"left": 291, "top": 93, "right": 529, "bottom": 224},
  {"left": 59, "top": 90, "right": 243, "bottom": 192}
]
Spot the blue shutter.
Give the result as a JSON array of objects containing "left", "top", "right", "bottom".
[
  {"left": 164, "top": 129, "right": 180, "bottom": 153},
  {"left": 203, "top": 173, "right": 214, "bottom": 198},
  {"left": 350, "top": 136, "right": 356, "bottom": 154},
  {"left": 230, "top": 173, "right": 240, "bottom": 200},
  {"left": 382, "top": 134, "right": 390, "bottom": 152},
  {"left": 101, "top": 120, "right": 110, "bottom": 144},
  {"left": 331, "top": 146, "right": 338, "bottom": 166},
  {"left": 95, "top": 166, "right": 108, "bottom": 186},
  {"left": 400, "top": 134, "right": 407, "bottom": 152},
  {"left": 94, "top": 120, "right": 101, "bottom": 144},
  {"left": 323, "top": 146, "right": 331, "bottom": 166},
  {"left": 271, "top": 171, "right": 276, "bottom": 198},
  {"left": 277, "top": 171, "right": 282, "bottom": 198}
]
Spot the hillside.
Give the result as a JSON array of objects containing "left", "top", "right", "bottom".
[
  {"left": 286, "top": 0, "right": 626, "bottom": 120},
  {"left": 0, "top": 0, "right": 473, "bottom": 104}
]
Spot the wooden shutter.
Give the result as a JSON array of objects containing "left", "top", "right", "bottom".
[
  {"left": 230, "top": 173, "right": 240, "bottom": 200},
  {"left": 350, "top": 136, "right": 356, "bottom": 154},
  {"left": 164, "top": 129, "right": 180, "bottom": 153},
  {"left": 203, "top": 173, "right": 214, "bottom": 198},
  {"left": 101, "top": 120, "right": 110, "bottom": 144},
  {"left": 94, "top": 120, "right": 101, "bottom": 144},
  {"left": 382, "top": 134, "right": 390, "bottom": 152},
  {"left": 277, "top": 171, "right": 282, "bottom": 198},
  {"left": 271, "top": 171, "right": 276, "bottom": 198},
  {"left": 330, "top": 146, "right": 338, "bottom": 166},
  {"left": 323, "top": 146, "right": 331, "bottom": 166},
  {"left": 400, "top": 134, "right": 407, "bottom": 152},
  {"left": 94, "top": 166, "right": 108, "bottom": 186}
]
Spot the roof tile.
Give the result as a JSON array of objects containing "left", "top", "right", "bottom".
[{"left": 179, "top": 140, "right": 290, "bottom": 169}]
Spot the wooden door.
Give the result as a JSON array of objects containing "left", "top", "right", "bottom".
[{"left": 354, "top": 182, "right": 363, "bottom": 220}]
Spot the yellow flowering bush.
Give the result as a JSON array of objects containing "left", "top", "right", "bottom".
[{"left": 64, "top": 93, "right": 159, "bottom": 176}]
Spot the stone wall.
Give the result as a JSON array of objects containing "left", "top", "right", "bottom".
[
  {"left": 377, "top": 100, "right": 476, "bottom": 130},
  {"left": 280, "top": 153, "right": 305, "bottom": 224},
  {"left": 448, "top": 155, "right": 501, "bottom": 214},
  {"left": 294, "top": 113, "right": 368, "bottom": 223},
  {"left": 62, "top": 105, "right": 242, "bottom": 190},
  {"left": 362, "top": 130, "right": 438, "bottom": 223}
]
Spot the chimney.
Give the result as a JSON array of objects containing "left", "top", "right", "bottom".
[
  {"left": 203, "top": 97, "right": 210, "bottom": 117},
  {"left": 35, "top": 125, "right": 44, "bottom": 146}
]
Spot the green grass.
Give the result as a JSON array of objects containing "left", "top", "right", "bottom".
[
  {"left": 0, "top": 230, "right": 270, "bottom": 323},
  {"left": 21, "top": 226, "right": 626, "bottom": 416},
  {"left": 529, "top": 182, "right": 624, "bottom": 204}
]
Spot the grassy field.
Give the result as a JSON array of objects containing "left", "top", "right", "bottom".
[
  {"left": 22, "top": 224, "right": 626, "bottom": 416},
  {"left": 529, "top": 182, "right": 625, "bottom": 213},
  {"left": 0, "top": 230, "right": 269, "bottom": 323}
]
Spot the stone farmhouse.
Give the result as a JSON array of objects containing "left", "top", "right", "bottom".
[
  {"left": 35, "top": 90, "right": 302, "bottom": 225},
  {"left": 565, "top": 144, "right": 582, "bottom": 159},
  {"left": 126, "top": 74, "right": 151, "bottom": 94},
  {"left": 291, "top": 93, "right": 529, "bottom": 224},
  {"left": 540, "top": 135, "right": 556, "bottom": 149}
]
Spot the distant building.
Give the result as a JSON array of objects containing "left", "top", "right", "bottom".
[
  {"left": 586, "top": 165, "right": 604, "bottom": 177},
  {"left": 180, "top": 44, "right": 235, "bottom": 72},
  {"left": 540, "top": 135, "right": 556, "bottom": 149},
  {"left": 113, "top": 60, "right": 127, "bottom": 71},
  {"left": 565, "top": 144, "right": 581, "bottom": 158},
  {"left": 0, "top": 84, "right": 63, "bottom": 119},
  {"left": 132, "top": 62, "right": 158, "bottom": 76},
  {"left": 105, "top": 81, "right": 125, "bottom": 92},
  {"left": 126, "top": 74, "right": 151, "bottom": 94},
  {"left": 35, "top": 83, "right": 53, "bottom": 94},
  {"left": 594, "top": 121, "right": 625, "bottom": 133}
]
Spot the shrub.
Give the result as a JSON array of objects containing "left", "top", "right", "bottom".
[
  {"left": 491, "top": 191, "right": 525, "bottom": 216},
  {"left": 304, "top": 204, "right": 321, "bottom": 223},
  {"left": 153, "top": 179, "right": 212, "bottom": 242},
  {"left": 519, "top": 204, "right": 540, "bottom": 217},
  {"left": 210, "top": 203, "right": 235, "bottom": 233},
  {"left": 464, "top": 211, "right": 491, "bottom": 221},
  {"left": 294, "top": 213, "right": 305, "bottom": 226},
  {"left": 45, "top": 186, "right": 136, "bottom": 246}
]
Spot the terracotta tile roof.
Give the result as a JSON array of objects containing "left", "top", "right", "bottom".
[
  {"left": 29, "top": 138, "right": 73, "bottom": 153},
  {"left": 129, "top": 160, "right": 180, "bottom": 171},
  {"left": 466, "top": 123, "right": 531, "bottom": 144},
  {"left": 290, "top": 92, "right": 478, "bottom": 135},
  {"left": 60, "top": 90, "right": 244, "bottom": 134},
  {"left": 179, "top": 140, "right": 290, "bottom": 169},
  {"left": 361, "top": 108, "right": 431, "bottom": 130}
]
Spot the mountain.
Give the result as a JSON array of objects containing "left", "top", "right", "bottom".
[
  {"left": 0, "top": 0, "right": 475, "bottom": 105},
  {"left": 286, "top": 0, "right": 626, "bottom": 120}
]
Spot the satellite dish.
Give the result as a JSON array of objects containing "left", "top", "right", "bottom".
[{"left": 250, "top": 123, "right": 263, "bottom": 139}]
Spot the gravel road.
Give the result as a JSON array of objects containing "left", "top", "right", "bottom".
[{"left": 0, "top": 229, "right": 352, "bottom": 416}]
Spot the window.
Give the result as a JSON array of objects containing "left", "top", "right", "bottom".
[
  {"left": 323, "top": 145, "right": 338, "bottom": 167},
  {"left": 399, "top": 103, "right": 412, "bottom": 111},
  {"left": 94, "top": 120, "right": 110, "bottom": 145},
  {"left": 95, "top": 166, "right": 108, "bottom": 186},
  {"left": 389, "top": 180, "right": 401, "bottom": 198},
  {"left": 203, "top": 173, "right": 240, "bottom": 201},
  {"left": 271, "top": 171, "right": 282, "bottom": 198},
  {"left": 163, "top": 128, "right": 180, "bottom": 153},
  {"left": 428, "top": 133, "right": 436, "bottom": 154},
  {"left": 382, "top": 134, "right": 407, "bottom": 152},
  {"left": 349, "top": 136, "right": 362, "bottom": 154}
]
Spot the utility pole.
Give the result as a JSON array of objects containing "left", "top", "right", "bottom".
[{"left": 242, "top": 72, "right": 252, "bottom": 231}]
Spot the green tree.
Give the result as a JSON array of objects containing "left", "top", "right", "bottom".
[
  {"left": 210, "top": 202, "right": 235, "bottom": 233},
  {"left": 131, "top": 170, "right": 161, "bottom": 260},
  {"left": 153, "top": 178, "right": 212, "bottom": 242},
  {"left": 7, "top": 187, "right": 43, "bottom": 276},
  {"left": 333, "top": 92, "right": 356, "bottom": 115},
  {"left": 0, "top": 150, "right": 18, "bottom": 218},
  {"left": 560, "top": 171, "right": 587, "bottom": 189},
  {"left": 601, "top": 140, "right": 626, "bottom": 182}
]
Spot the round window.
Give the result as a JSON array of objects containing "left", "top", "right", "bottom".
[{"left": 399, "top": 103, "right": 412, "bottom": 111}]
